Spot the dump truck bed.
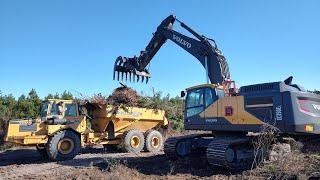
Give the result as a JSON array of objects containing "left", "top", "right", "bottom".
[{"left": 87, "top": 104, "right": 168, "bottom": 133}]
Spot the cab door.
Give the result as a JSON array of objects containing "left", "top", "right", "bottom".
[
  {"left": 185, "top": 88, "right": 205, "bottom": 126},
  {"left": 204, "top": 88, "right": 219, "bottom": 124}
]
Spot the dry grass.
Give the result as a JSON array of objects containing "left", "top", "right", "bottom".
[
  {"left": 245, "top": 152, "right": 320, "bottom": 179},
  {"left": 53, "top": 150, "right": 320, "bottom": 180}
]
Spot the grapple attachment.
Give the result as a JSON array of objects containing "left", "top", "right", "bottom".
[{"left": 113, "top": 56, "right": 150, "bottom": 83}]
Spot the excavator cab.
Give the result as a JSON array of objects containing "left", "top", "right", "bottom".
[{"left": 183, "top": 84, "right": 225, "bottom": 127}]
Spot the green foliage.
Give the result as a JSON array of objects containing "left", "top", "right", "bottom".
[
  {"left": 61, "top": 91, "right": 73, "bottom": 100},
  {"left": 0, "top": 89, "right": 185, "bottom": 131},
  {"left": 137, "top": 92, "right": 184, "bottom": 131},
  {"left": 314, "top": 90, "right": 320, "bottom": 95},
  {"left": 45, "top": 91, "right": 73, "bottom": 100},
  {"left": 0, "top": 90, "right": 75, "bottom": 121},
  {"left": 45, "top": 93, "right": 54, "bottom": 100}
]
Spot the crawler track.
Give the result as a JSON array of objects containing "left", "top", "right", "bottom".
[{"left": 207, "top": 137, "right": 254, "bottom": 170}]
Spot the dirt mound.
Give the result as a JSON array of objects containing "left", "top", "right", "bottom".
[{"left": 106, "top": 87, "right": 139, "bottom": 107}]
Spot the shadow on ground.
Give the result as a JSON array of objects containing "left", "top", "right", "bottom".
[
  {"left": 0, "top": 147, "right": 242, "bottom": 177},
  {"left": 94, "top": 153, "right": 243, "bottom": 177},
  {"left": 0, "top": 148, "right": 44, "bottom": 166}
]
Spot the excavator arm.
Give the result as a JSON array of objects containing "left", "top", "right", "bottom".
[{"left": 113, "top": 15, "right": 230, "bottom": 84}]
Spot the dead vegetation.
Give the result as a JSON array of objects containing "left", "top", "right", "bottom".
[
  {"left": 245, "top": 152, "right": 320, "bottom": 179},
  {"left": 57, "top": 150, "right": 320, "bottom": 180},
  {"left": 106, "top": 86, "right": 139, "bottom": 107}
]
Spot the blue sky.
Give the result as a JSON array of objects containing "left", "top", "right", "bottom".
[{"left": 0, "top": 0, "right": 319, "bottom": 98}]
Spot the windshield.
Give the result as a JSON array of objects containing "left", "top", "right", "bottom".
[
  {"left": 186, "top": 89, "right": 204, "bottom": 117},
  {"left": 186, "top": 89, "right": 204, "bottom": 108},
  {"left": 40, "top": 102, "right": 48, "bottom": 117}
]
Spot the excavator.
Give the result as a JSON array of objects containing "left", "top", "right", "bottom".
[{"left": 113, "top": 15, "right": 320, "bottom": 169}]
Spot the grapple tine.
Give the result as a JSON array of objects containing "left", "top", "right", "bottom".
[
  {"left": 133, "top": 74, "right": 136, "bottom": 82},
  {"left": 137, "top": 75, "right": 140, "bottom": 82},
  {"left": 141, "top": 76, "right": 144, "bottom": 83},
  {"left": 125, "top": 73, "right": 128, "bottom": 81},
  {"left": 146, "top": 77, "right": 149, "bottom": 84},
  {"left": 117, "top": 71, "right": 120, "bottom": 81},
  {"left": 121, "top": 72, "right": 124, "bottom": 81},
  {"left": 129, "top": 73, "right": 132, "bottom": 82},
  {"left": 113, "top": 71, "right": 115, "bottom": 80}
]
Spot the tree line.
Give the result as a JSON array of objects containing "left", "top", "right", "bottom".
[
  {"left": 0, "top": 89, "right": 73, "bottom": 121},
  {"left": 0, "top": 89, "right": 319, "bottom": 132},
  {"left": 0, "top": 89, "right": 185, "bottom": 131}
]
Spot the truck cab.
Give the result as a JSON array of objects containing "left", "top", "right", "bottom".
[{"left": 40, "top": 99, "right": 81, "bottom": 122}]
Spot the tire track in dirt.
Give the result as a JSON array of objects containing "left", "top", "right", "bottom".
[{"left": 0, "top": 147, "right": 160, "bottom": 180}]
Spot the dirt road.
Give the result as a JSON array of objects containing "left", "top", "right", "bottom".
[
  {"left": 0, "top": 146, "right": 229, "bottom": 180},
  {"left": 1, "top": 146, "right": 320, "bottom": 180},
  {"left": 0, "top": 146, "right": 164, "bottom": 179}
]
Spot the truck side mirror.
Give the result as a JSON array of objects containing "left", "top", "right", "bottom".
[{"left": 180, "top": 91, "right": 186, "bottom": 98}]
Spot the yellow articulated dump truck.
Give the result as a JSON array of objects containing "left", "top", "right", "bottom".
[{"left": 5, "top": 99, "right": 168, "bottom": 161}]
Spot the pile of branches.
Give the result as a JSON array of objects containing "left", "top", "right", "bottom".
[
  {"left": 88, "top": 86, "right": 164, "bottom": 110},
  {"left": 106, "top": 87, "right": 139, "bottom": 107},
  {"left": 86, "top": 87, "right": 140, "bottom": 113},
  {"left": 251, "top": 123, "right": 279, "bottom": 169}
]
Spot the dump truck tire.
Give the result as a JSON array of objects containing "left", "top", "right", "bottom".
[
  {"left": 121, "top": 129, "right": 145, "bottom": 153},
  {"left": 144, "top": 130, "right": 163, "bottom": 153},
  {"left": 36, "top": 144, "right": 49, "bottom": 159},
  {"left": 46, "top": 130, "right": 80, "bottom": 161}
]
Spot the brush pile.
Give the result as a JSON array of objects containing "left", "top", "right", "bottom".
[{"left": 106, "top": 87, "right": 139, "bottom": 107}]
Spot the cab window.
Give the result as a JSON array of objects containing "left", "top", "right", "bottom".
[
  {"left": 40, "top": 102, "right": 48, "bottom": 117},
  {"left": 205, "top": 88, "right": 214, "bottom": 107},
  {"left": 50, "top": 102, "right": 58, "bottom": 116},
  {"left": 216, "top": 89, "right": 225, "bottom": 99},
  {"left": 186, "top": 89, "right": 204, "bottom": 117},
  {"left": 65, "top": 104, "right": 77, "bottom": 117}
]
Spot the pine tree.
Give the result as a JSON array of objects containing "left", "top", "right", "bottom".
[
  {"left": 45, "top": 93, "right": 54, "bottom": 100},
  {"left": 54, "top": 93, "right": 60, "bottom": 99},
  {"left": 27, "top": 89, "right": 42, "bottom": 118},
  {"left": 61, "top": 91, "right": 73, "bottom": 100}
]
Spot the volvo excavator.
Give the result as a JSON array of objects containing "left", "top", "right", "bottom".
[{"left": 113, "top": 15, "right": 320, "bottom": 170}]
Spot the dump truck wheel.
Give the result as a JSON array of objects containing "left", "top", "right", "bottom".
[
  {"left": 144, "top": 130, "right": 163, "bottom": 153},
  {"left": 121, "top": 129, "right": 145, "bottom": 153},
  {"left": 46, "top": 130, "right": 80, "bottom": 161},
  {"left": 36, "top": 144, "right": 49, "bottom": 159}
]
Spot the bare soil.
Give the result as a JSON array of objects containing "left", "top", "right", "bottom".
[{"left": 1, "top": 145, "right": 320, "bottom": 180}]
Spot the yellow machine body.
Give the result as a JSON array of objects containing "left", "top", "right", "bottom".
[
  {"left": 5, "top": 99, "right": 168, "bottom": 147},
  {"left": 184, "top": 84, "right": 264, "bottom": 132}
]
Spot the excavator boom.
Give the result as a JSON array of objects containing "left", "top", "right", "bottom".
[{"left": 113, "top": 15, "right": 230, "bottom": 84}]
